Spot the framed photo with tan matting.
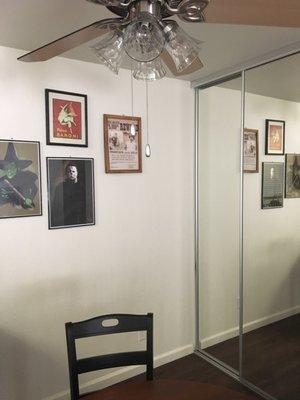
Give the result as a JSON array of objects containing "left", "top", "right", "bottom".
[
  {"left": 265, "top": 119, "right": 285, "bottom": 155},
  {"left": 103, "top": 114, "right": 142, "bottom": 173},
  {"left": 244, "top": 128, "right": 259, "bottom": 173}
]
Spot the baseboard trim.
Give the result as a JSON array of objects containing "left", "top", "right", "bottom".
[
  {"left": 43, "top": 344, "right": 193, "bottom": 400},
  {"left": 201, "top": 305, "right": 300, "bottom": 349}
]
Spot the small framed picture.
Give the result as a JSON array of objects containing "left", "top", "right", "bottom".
[
  {"left": 47, "top": 157, "right": 95, "bottom": 229},
  {"left": 103, "top": 114, "right": 142, "bottom": 173},
  {"left": 0, "top": 140, "right": 42, "bottom": 219},
  {"left": 45, "top": 89, "right": 88, "bottom": 147},
  {"left": 261, "top": 162, "right": 284, "bottom": 209},
  {"left": 265, "top": 119, "right": 285, "bottom": 155},
  {"left": 285, "top": 154, "right": 300, "bottom": 198},
  {"left": 243, "top": 128, "right": 259, "bottom": 173}
]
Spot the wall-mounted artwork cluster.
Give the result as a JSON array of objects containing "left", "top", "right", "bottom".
[
  {"left": 0, "top": 88, "right": 142, "bottom": 228},
  {"left": 244, "top": 118, "right": 299, "bottom": 209}
]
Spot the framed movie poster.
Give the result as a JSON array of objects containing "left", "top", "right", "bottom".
[
  {"left": 47, "top": 157, "right": 95, "bottom": 229},
  {"left": 244, "top": 128, "right": 259, "bottom": 173},
  {"left": 265, "top": 119, "right": 285, "bottom": 155},
  {"left": 0, "top": 140, "right": 42, "bottom": 219},
  {"left": 285, "top": 154, "right": 300, "bottom": 198},
  {"left": 45, "top": 89, "right": 88, "bottom": 147},
  {"left": 103, "top": 114, "right": 142, "bottom": 173},
  {"left": 261, "top": 162, "right": 284, "bottom": 209}
]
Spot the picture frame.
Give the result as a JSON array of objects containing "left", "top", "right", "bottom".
[
  {"left": 47, "top": 157, "right": 95, "bottom": 229},
  {"left": 261, "top": 162, "right": 284, "bottom": 209},
  {"left": 103, "top": 114, "right": 142, "bottom": 173},
  {"left": 285, "top": 154, "right": 300, "bottom": 198},
  {"left": 45, "top": 89, "right": 88, "bottom": 147},
  {"left": 243, "top": 128, "right": 259, "bottom": 173},
  {"left": 0, "top": 139, "right": 42, "bottom": 219},
  {"left": 265, "top": 119, "right": 285, "bottom": 155}
]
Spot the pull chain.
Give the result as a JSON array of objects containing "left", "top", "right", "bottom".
[
  {"left": 130, "top": 67, "right": 136, "bottom": 136},
  {"left": 145, "top": 80, "right": 151, "bottom": 158}
]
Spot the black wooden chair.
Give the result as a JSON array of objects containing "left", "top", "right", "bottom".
[{"left": 65, "top": 313, "right": 153, "bottom": 400}]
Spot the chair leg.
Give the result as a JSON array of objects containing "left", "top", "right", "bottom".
[
  {"left": 146, "top": 363, "right": 153, "bottom": 380},
  {"left": 70, "top": 373, "right": 80, "bottom": 400}
]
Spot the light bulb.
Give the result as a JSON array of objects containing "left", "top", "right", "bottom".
[{"left": 123, "top": 13, "right": 165, "bottom": 62}]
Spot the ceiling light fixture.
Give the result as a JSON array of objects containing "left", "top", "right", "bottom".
[
  {"left": 87, "top": 0, "right": 205, "bottom": 81},
  {"left": 19, "top": 0, "right": 298, "bottom": 77},
  {"left": 18, "top": 0, "right": 215, "bottom": 81}
]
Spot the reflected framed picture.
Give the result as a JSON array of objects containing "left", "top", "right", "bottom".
[
  {"left": 285, "top": 154, "right": 300, "bottom": 198},
  {"left": 0, "top": 140, "right": 42, "bottom": 219},
  {"left": 103, "top": 114, "right": 142, "bottom": 173},
  {"left": 47, "top": 157, "right": 95, "bottom": 229},
  {"left": 45, "top": 89, "right": 88, "bottom": 147},
  {"left": 243, "top": 128, "right": 259, "bottom": 173},
  {"left": 261, "top": 162, "right": 284, "bottom": 209},
  {"left": 265, "top": 119, "right": 285, "bottom": 155}
]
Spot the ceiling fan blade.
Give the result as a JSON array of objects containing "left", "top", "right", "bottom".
[
  {"left": 204, "top": 0, "right": 300, "bottom": 28},
  {"left": 18, "top": 18, "right": 123, "bottom": 62},
  {"left": 161, "top": 50, "right": 203, "bottom": 76}
]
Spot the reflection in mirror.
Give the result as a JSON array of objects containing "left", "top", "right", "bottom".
[
  {"left": 198, "top": 75, "right": 242, "bottom": 372},
  {"left": 243, "top": 52, "right": 300, "bottom": 400}
]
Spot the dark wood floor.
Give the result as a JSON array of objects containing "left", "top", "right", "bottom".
[
  {"left": 83, "top": 354, "right": 262, "bottom": 399},
  {"left": 206, "top": 314, "right": 300, "bottom": 400}
]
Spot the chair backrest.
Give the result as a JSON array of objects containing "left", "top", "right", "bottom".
[{"left": 65, "top": 313, "right": 153, "bottom": 400}]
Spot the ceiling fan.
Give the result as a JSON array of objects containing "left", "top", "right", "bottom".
[{"left": 18, "top": 0, "right": 300, "bottom": 81}]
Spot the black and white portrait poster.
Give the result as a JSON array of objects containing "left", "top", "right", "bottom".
[{"left": 47, "top": 157, "right": 95, "bottom": 229}]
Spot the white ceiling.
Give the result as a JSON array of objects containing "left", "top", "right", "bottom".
[
  {"left": 1, "top": 0, "right": 300, "bottom": 81},
  {"left": 219, "top": 53, "right": 300, "bottom": 103}
]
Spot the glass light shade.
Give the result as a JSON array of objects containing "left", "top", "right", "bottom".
[
  {"left": 123, "top": 13, "right": 165, "bottom": 62},
  {"left": 133, "top": 59, "right": 166, "bottom": 81},
  {"left": 164, "top": 22, "right": 200, "bottom": 72},
  {"left": 90, "top": 32, "right": 125, "bottom": 74}
]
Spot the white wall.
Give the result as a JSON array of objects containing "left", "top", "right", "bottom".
[
  {"left": 198, "top": 85, "right": 300, "bottom": 348},
  {"left": 0, "top": 46, "right": 195, "bottom": 400}
]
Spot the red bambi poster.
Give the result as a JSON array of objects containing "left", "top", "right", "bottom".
[
  {"left": 52, "top": 99, "right": 82, "bottom": 140},
  {"left": 46, "top": 89, "right": 88, "bottom": 147}
]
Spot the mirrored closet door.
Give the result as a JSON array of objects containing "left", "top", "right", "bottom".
[
  {"left": 197, "top": 75, "right": 242, "bottom": 373},
  {"left": 196, "top": 51, "right": 300, "bottom": 400},
  {"left": 243, "top": 52, "right": 300, "bottom": 400}
]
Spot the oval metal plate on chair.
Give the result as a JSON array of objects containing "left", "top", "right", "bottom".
[{"left": 102, "top": 318, "right": 119, "bottom": 327}]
